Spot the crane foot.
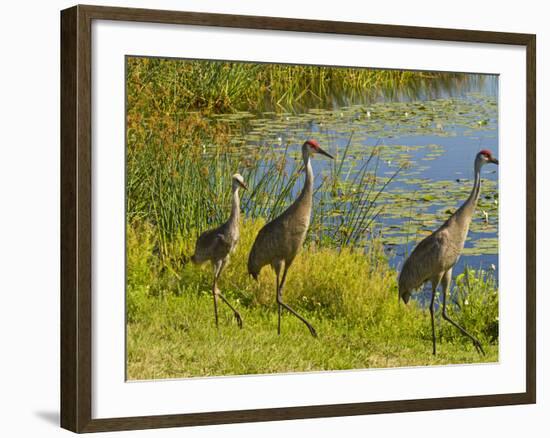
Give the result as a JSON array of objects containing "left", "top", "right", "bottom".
[
  {"left": 234, "top": 312, "right": 243, "bottom": 329},
  {"left": 473, "top": 339, "right": 485, "bottom": 356}
]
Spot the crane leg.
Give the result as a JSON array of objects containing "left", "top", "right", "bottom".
[
  {"left": 216, "top": 292, "right": 243, "bottom": 329},
  {"left": 275, "top": 263, "right": 282, "bottom": 335},
  {"left": 429, "top": 277, "right": 441, "bottom": 355},
  {"left": 211, "top": 261, "right": 221, "bottom": 328},
  {"left": 213, "top": 259, "right": 243, "bottom": 329},
  {"left": 441, "top": 269, "right": 485, "bottom": 355},
  {"left": 276, "top": 263, "right": 317, "bottom": 338}
]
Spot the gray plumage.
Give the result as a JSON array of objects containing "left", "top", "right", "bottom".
[
  {"left": 191, "top": 173, "right": 247, "bottom": 328},
  {"left": 248, "top": 140, "right": 333, "bottom": 337},
  {"left": 398, "top": 150, "right": 498, "bottom": 355}
]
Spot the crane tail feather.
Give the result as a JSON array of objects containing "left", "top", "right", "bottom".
[{"left": 190, "top": 253, "right": 207, "bottom": 265}]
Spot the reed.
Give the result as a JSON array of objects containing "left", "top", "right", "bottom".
[{"left": 127, "top": 57, "right": 468, "bottom": 116}]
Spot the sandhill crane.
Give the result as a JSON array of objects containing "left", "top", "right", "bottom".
[
  {"left": 248, "top": 139, "right": 334, "bottom": 337},
  {"left": 398, "top": 149, "right": 498, "bottom": 355},
  {"left": 191, "top": 173, "right": 248, "bottom": 329}
]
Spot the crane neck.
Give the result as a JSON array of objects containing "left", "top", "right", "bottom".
[
  {"left": 457, "top": 157, "right": 483, "bottom": 220},
  {"left": 300, "top": 148, "right": 314, "bottom": 200},
  {"left": 229, "top": 186, "right": 240, "bottom": 224},
  {"left": 467, "top": 159, "right": 482, "bottom": 207}
]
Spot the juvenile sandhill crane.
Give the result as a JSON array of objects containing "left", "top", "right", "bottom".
[
  {"left": 248, "top": 139, "right": 333, "bottom": 337},
  {"left": 399, "top": 149, "right": 498, "bottom": 355},
  {"left": 191, "top": 173, "right": 248, "bottom": 329}
]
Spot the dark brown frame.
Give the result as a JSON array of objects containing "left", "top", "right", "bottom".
[{"left": 61, "top": 4, "right": 536, "bottom": 433}]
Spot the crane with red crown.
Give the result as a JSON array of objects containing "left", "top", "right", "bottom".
[
  {"left": 248, "top": 139, "right": 334, "bottom": 337},
  {"left": 398, "top": 149, "right": 499, "bottom": 355}
]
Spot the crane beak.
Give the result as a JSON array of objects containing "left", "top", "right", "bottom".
[
  {"left": 490, "top": 157, "right": 499, "bottom": 165},
  {"left": 316, "top": 147, "right": 334, "bottom": 159},
  {"left": 239, "top": 181, "right": 248, "bottom": 190}
]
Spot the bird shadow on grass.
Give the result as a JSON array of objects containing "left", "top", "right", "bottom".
[{"left": 34, "top": 410, "right": 59, "bottom": 427}]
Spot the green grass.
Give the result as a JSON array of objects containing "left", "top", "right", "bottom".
[
  {"left": 127, "top": 294, "right": 497, "bottom": 379},
  {"left": 127, "top": 219, "right": 498, "bottom": 380}
]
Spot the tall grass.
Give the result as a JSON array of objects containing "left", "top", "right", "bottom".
[
  {"left": 313, "top": 135, "right": 407, "bottom": 248},
  {"left": 127, "top": 57, "right": 469, "bottom": 116},
  {"left": 443, "top": 267, "right": 499, "bottom": 343}
]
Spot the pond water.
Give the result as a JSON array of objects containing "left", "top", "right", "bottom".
[{"left": 208, "top": 74, "right": 499, "bottom": 303}]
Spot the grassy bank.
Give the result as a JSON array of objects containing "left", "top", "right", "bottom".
[{"left": 127, "top": 219, "right": 498, "bottom": 380}]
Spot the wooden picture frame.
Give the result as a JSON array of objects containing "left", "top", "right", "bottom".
[{"left": 60, "top": 4, "right": 536, "bottom": 433}]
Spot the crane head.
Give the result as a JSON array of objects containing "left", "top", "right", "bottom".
[
  {"left": 478, "top": 149, "right": 499, "bottom": 165},
  {"left": 232, "top": 173, "right": 248, "bottom": 190},
  {"left": 304, "top": 139, "right": 334, "bottom": 159}
]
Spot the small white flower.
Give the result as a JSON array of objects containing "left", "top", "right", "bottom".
[
  {"left": 464, "top": 299, "right": 469, "bottom": 306},
  {"left": 490, "top": 264, "right": 496, "bottom": 271}
]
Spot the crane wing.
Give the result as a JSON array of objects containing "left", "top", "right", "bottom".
[
  {"left": 399, "top": 230, "right": 450, "bottom": 300},
  {"left": 192, "top": 226, "right": 231, "bottom": 264}
]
